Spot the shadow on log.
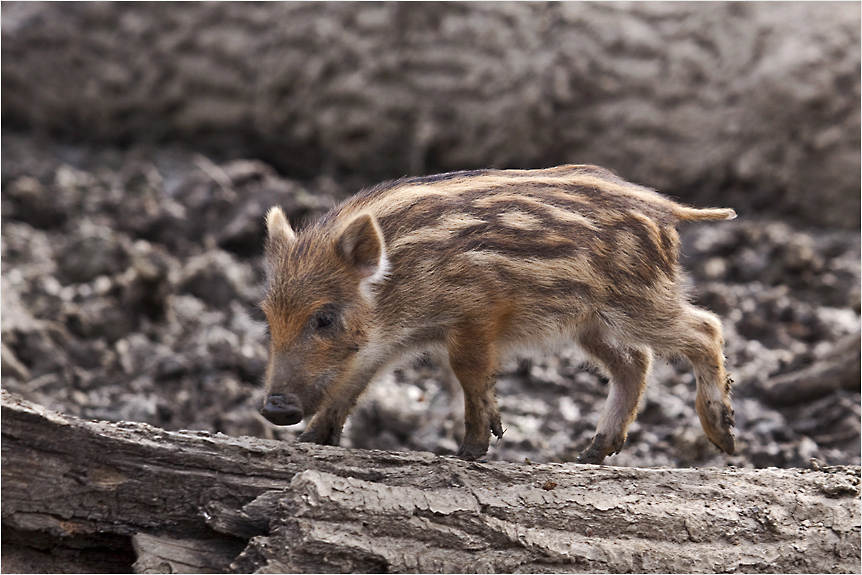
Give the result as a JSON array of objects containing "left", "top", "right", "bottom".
[{"left": 2, "top": 389, "right": 860, "bottom": 573}]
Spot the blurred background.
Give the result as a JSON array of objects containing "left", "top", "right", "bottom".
[{"left": 2, "top": 2, "right": 859, "bottom": 469}]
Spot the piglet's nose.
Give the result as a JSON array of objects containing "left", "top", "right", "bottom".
[{"left": 261, "top": 394, "right": 303, "bottom": 426}]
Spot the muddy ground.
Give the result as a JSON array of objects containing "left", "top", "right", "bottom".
[{"left": 2, "top": 130, "right": 860, "bottom": 471}]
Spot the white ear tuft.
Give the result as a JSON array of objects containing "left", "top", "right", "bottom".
[{"left": 265, "top": 206, "right": 296, "bottom": 244}]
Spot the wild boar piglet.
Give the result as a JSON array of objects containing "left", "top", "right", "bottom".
[{"left": 259, "top": 165, "right": 736, "bottom": 463}]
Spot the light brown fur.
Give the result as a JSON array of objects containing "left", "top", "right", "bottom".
[{"left": 259, "top": 164, "right": 736, "bottom": 462}]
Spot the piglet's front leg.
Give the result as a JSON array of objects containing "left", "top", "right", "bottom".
[
  {"left": 297, "top": 413, "right": 343, "bottom": 446},
  {"left": 296, "top": 361, "right": 389, "bottom": 447}
]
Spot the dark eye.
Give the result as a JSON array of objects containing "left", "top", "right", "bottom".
[{"left": 311, "top": 310, "right": 336, "bottom": 331}]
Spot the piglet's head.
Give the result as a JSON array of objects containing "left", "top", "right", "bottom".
[{"left": 258, "top": 206, "right": 388, "bottom": 427}]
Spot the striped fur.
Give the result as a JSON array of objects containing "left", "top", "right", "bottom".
[{"left": 260, "top": 164, "right": 736, "bottom": 462}]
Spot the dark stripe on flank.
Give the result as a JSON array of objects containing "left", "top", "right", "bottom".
[
  {"left": 453, "top": 224, "right": 579, "bottom": 259},
  {"left": 376, "top": 190, "right": 600, "bottom": 242},
  {"left": 609, "top": 218, "right": 676, "bottom": 276}
]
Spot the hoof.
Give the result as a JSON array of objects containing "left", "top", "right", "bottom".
[
  {"left": 703, "top": 406, "right": 736, "bottom": 455},
  {"left": 710, "top": 428, "right": 736, "bottom": 455},
  {"left": 455, "top": 441, "right": 489, "bottom": 461},
  {"left": 577, "top": 432, "right": 624, "bottom": 465},
  {"left": 577, "top": 449, "right": 606, "bottom": 465},
  {"left": 297, "top": 425, "right": 341, "bottom": 446}
]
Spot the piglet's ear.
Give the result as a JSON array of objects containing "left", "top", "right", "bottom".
[
  {"left": 266, "top": 206, "right": 296, "bottom": 245},
  {"left": 264, "top": 207, "right": 296, "bottom": 278},
  {"left": 337, "top": 213, "right": 386, "bottom": 280},
  {"left": 265, "top": 205, "right": 296, "bottom": 257}
]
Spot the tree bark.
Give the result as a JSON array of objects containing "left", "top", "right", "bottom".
[
  {"left": 2, "top": 390, "right": 860, "bottom": 574},
  {"left": 1, "top": 2, "right": 859, "bottom": 228}
]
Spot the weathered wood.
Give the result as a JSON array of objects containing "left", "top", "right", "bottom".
[
  {"left": 2, "top": 390, "right": 860, "bottom": 574},
  {"left": 132, "top": 534, "right": 245, "bottom": 574}
]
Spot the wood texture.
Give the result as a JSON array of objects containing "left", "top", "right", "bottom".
[{"left": 2, "top": 390, "right": 860, "bottom": 573}]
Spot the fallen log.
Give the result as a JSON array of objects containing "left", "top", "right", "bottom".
[{"left": 2, "top": 389, "right": 859, "bottom": 574}]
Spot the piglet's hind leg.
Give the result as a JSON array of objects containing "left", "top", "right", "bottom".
[
  {"left": 576, "top": 328, "right": 652, "bottom": 465},
  {"left": 679, "top": 307, "right": 736, "bottom": 455},
  {"left": 447, "top": 326, "right": 503, "bottom": 461}
]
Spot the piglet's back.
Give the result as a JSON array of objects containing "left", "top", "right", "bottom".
[
  {"left": 321, "top": 165, "right": 731, "bottom": 325},
  {"left": 334, "top": 164, "right": 732, "bottom": 256}
]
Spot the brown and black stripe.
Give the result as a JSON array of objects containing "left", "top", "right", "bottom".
[{"left": 315, "top": 166, "right": 732, "bottom": 312}]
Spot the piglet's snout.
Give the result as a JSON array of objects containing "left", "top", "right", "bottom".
[{"left": 261, "top": 394, "right": 303, "bottom": 426}]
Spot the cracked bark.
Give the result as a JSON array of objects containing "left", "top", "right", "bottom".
[{"left": 2, "top": 390, "right": 860, "bottom": 574}]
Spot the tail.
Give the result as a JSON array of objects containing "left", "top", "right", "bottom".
[{"left": 672, "top": 205, "right": 737, "bottom": 222}]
